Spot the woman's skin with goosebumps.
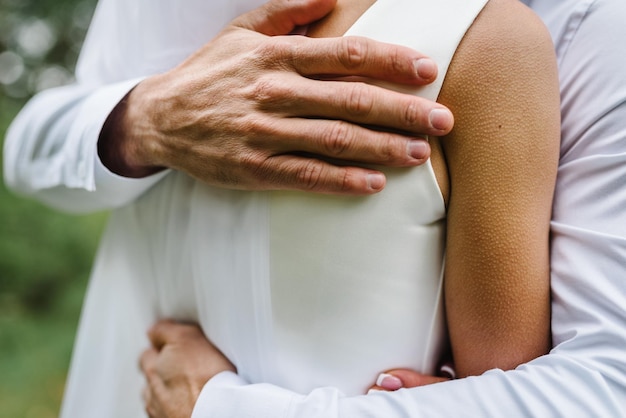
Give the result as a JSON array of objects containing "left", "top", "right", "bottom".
[{"left": 309, "top": 0, "right": 559, "bottom": 378}]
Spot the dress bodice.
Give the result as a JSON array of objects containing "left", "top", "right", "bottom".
[{"left": 149, "top": 0, "right": 487, "bottom": 396}]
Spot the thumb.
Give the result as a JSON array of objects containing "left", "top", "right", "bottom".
[
  {"left": 147, "top": 319, "right": 177, "bottom": 350},
  {"left": 232, "top": 0, "right": 337, "bottom": 36},
  {"left": 148, "top": 319, "right": 198, "bottom": 350}
]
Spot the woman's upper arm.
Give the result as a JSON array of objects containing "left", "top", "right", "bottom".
[{"left": 438, "top": 0, "right": 560, "bottom": 377}]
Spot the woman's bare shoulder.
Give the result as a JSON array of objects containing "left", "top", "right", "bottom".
[
  {"left": 438, "top": 0, "right": 559, "bottom": 139},
  {"left": 452, "top": 0, "right": 556, "bottom": 90},
  {"left": 431, "top": 0, "right": 560, "bottom": 204}
]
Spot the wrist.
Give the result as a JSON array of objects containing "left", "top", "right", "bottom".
[{"left": 98, "top": 79, "right": 166, "bottom": 178}]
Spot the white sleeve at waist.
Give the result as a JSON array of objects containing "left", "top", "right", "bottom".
[
  {"left": 192, "top": 342, "right": 624, "bottom": 418},
  {"left": 3, "top": 77, "right": 168, "bottom": 213}
]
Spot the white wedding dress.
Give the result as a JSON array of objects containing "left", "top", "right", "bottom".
[{"left": 60, "top": 0, "right": 488, "bottom": 416}]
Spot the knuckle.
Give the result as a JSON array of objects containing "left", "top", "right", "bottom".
[
  {"left": 239, "top": 150, "right": 263, "bottom": 172},
  {"left": 369, "top": 132, "right": 402, "bottom": 163},
  {"left": 377, "top": 137, "right": 397, "bottom": 160},
  {"left": 345, "top": 83, "right": 374, "bottom": 118},
  {"left": 249, "top": 75, "right": 294, "bottom": 109},
  {"left": 385, "top": 51, "right": 407, "bottom": 79},
  {"left": 296, "top": 161, "right": 325, "bottom": 190},
  {"left": 402, "top": 99, "right": 422, "bottom": 127},
  {"left": 390, "top": 47, "right": 408, "bottom": 75},
  {"left": 250, "top": 75, "right": 280, "bottom": 102},
  {"left": 255, "top": 38, "right": 295, "bottom": 67},
  {"left": 322, "top": 122, "right": 353, "bottom": 156},
  {"left": 339, "top": 169, "right": 356, "bottom": 192},
  {"left": 338, "top": 36, "right": 368, "bottom": 70},
  {"left": 242, "top": 151, "right": 274, "bottom": 186}
]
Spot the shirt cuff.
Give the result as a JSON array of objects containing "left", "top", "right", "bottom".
[
  {"left": 191, "top": 372, "right": 297, "bottom": 418},
  {"left": 73, "top": 76, "right": 170, "bottom": 207},
  {"left": 94, "top": 151, "right": 170, "bottom": 207}
]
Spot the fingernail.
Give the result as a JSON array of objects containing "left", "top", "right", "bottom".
[
  {"left": 429, "top": 108, "right": 453, "bottom": 132},
  {"left": 439, "top": 364, "right": 457, "bottom": 379},
  {"left": 415, "top": 58, "right": 437, "bottom": 80},
  {"left": 367, "top": 388, "right": 383, "bottom": 395},
  {"left": 376, "top": 373, "right": 404, "bottom": 390},
  {"left": 367, "top": 173, "right": 386, "bottom": 191},
  {"left": 408, "top": 140, "right": 428, "bottom": 160}
]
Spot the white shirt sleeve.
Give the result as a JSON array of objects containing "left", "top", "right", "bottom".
[
  {"left": 3, "top": 77, "right": 170, "bottom": 213},
  {"left": 193, "top": 351, "right": 623, "bottom": 417},
  {"left": 2, "top": 0, "right": 175, "bottom": 214},
  {"left": 190, "top": 0, "right": 626, "bottom": 416}
]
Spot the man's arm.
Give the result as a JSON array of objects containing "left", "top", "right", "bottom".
[
  {"left": 3, "top": 0, "right": 452, "bottom": 213},
  {"left": 3, "top": 78, "right": 165, "bottom": 213}
]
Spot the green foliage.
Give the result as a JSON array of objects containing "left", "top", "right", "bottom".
[
  {"left": 0, "top": 283, "right": 87, "bottom": 418},
  {"left": 0, "top": 100, "right": 106, "bottom": 418},
  {"left": 0, "top": 0, "right": 101, "bottom": 415},
  {"left": 0, "top": 0, "right": 97, "bottom": 99}
]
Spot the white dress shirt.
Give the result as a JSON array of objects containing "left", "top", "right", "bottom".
[{"left": 4, "top": 0, "right": 626, "bottom": 416}]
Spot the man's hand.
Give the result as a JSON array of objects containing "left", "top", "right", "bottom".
[
  {"left": 139, "top": 320, "right": 234, "bottom": 418},
  {"left": 99, "top": 0, "right": 453, "bottom": 195}
]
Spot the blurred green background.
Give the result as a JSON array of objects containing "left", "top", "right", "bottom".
[{"left": 0, "top": 0, "right": 103, "bottom": 416}]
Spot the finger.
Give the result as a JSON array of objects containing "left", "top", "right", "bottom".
[
  {"left": 147, "top": 320, "right": 202, "bottom": 349},
  {"left": 251, "top": 118, "right": 431, "bottom": 168},
  {"left": 143, "top": 372, "right": 168, "bottom": 418},
  {"left": 147, "top": 320, "right": 177, "bottom": 350},
  {"left": 375, "top": 373, "right": 405, "bottom": 390},
  {"left": 140, "top": 350, "right": 171, "bottom": 418},
  {"left": 252, "top": 73, "right": 453, "bottom": 136},
  {"left": 284, "top": 35, "right": 438, "bottom": 86},
  {"left": 307, "top": 80, "right": 453, "bottom": 135},
  {"left": 142, "top": 386, "right": 150, "bottom": 406},
  {"left": 367, "top": 385, "right": 385, "bottom": 394},
  {"left": 254, "top": 154, "right": 387, "bottom": 195},
  {"left": 143, "top": 387, "right": 157, "bottom": 418},
  {"left": 233, "top": 0, "right": 337, "bottom": 36},
  {"left": 139, "top": 347, "right": 159, "bottom": 374},
  {"left": 438, "top": 363, "right": 457, "bottom": 380}
]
